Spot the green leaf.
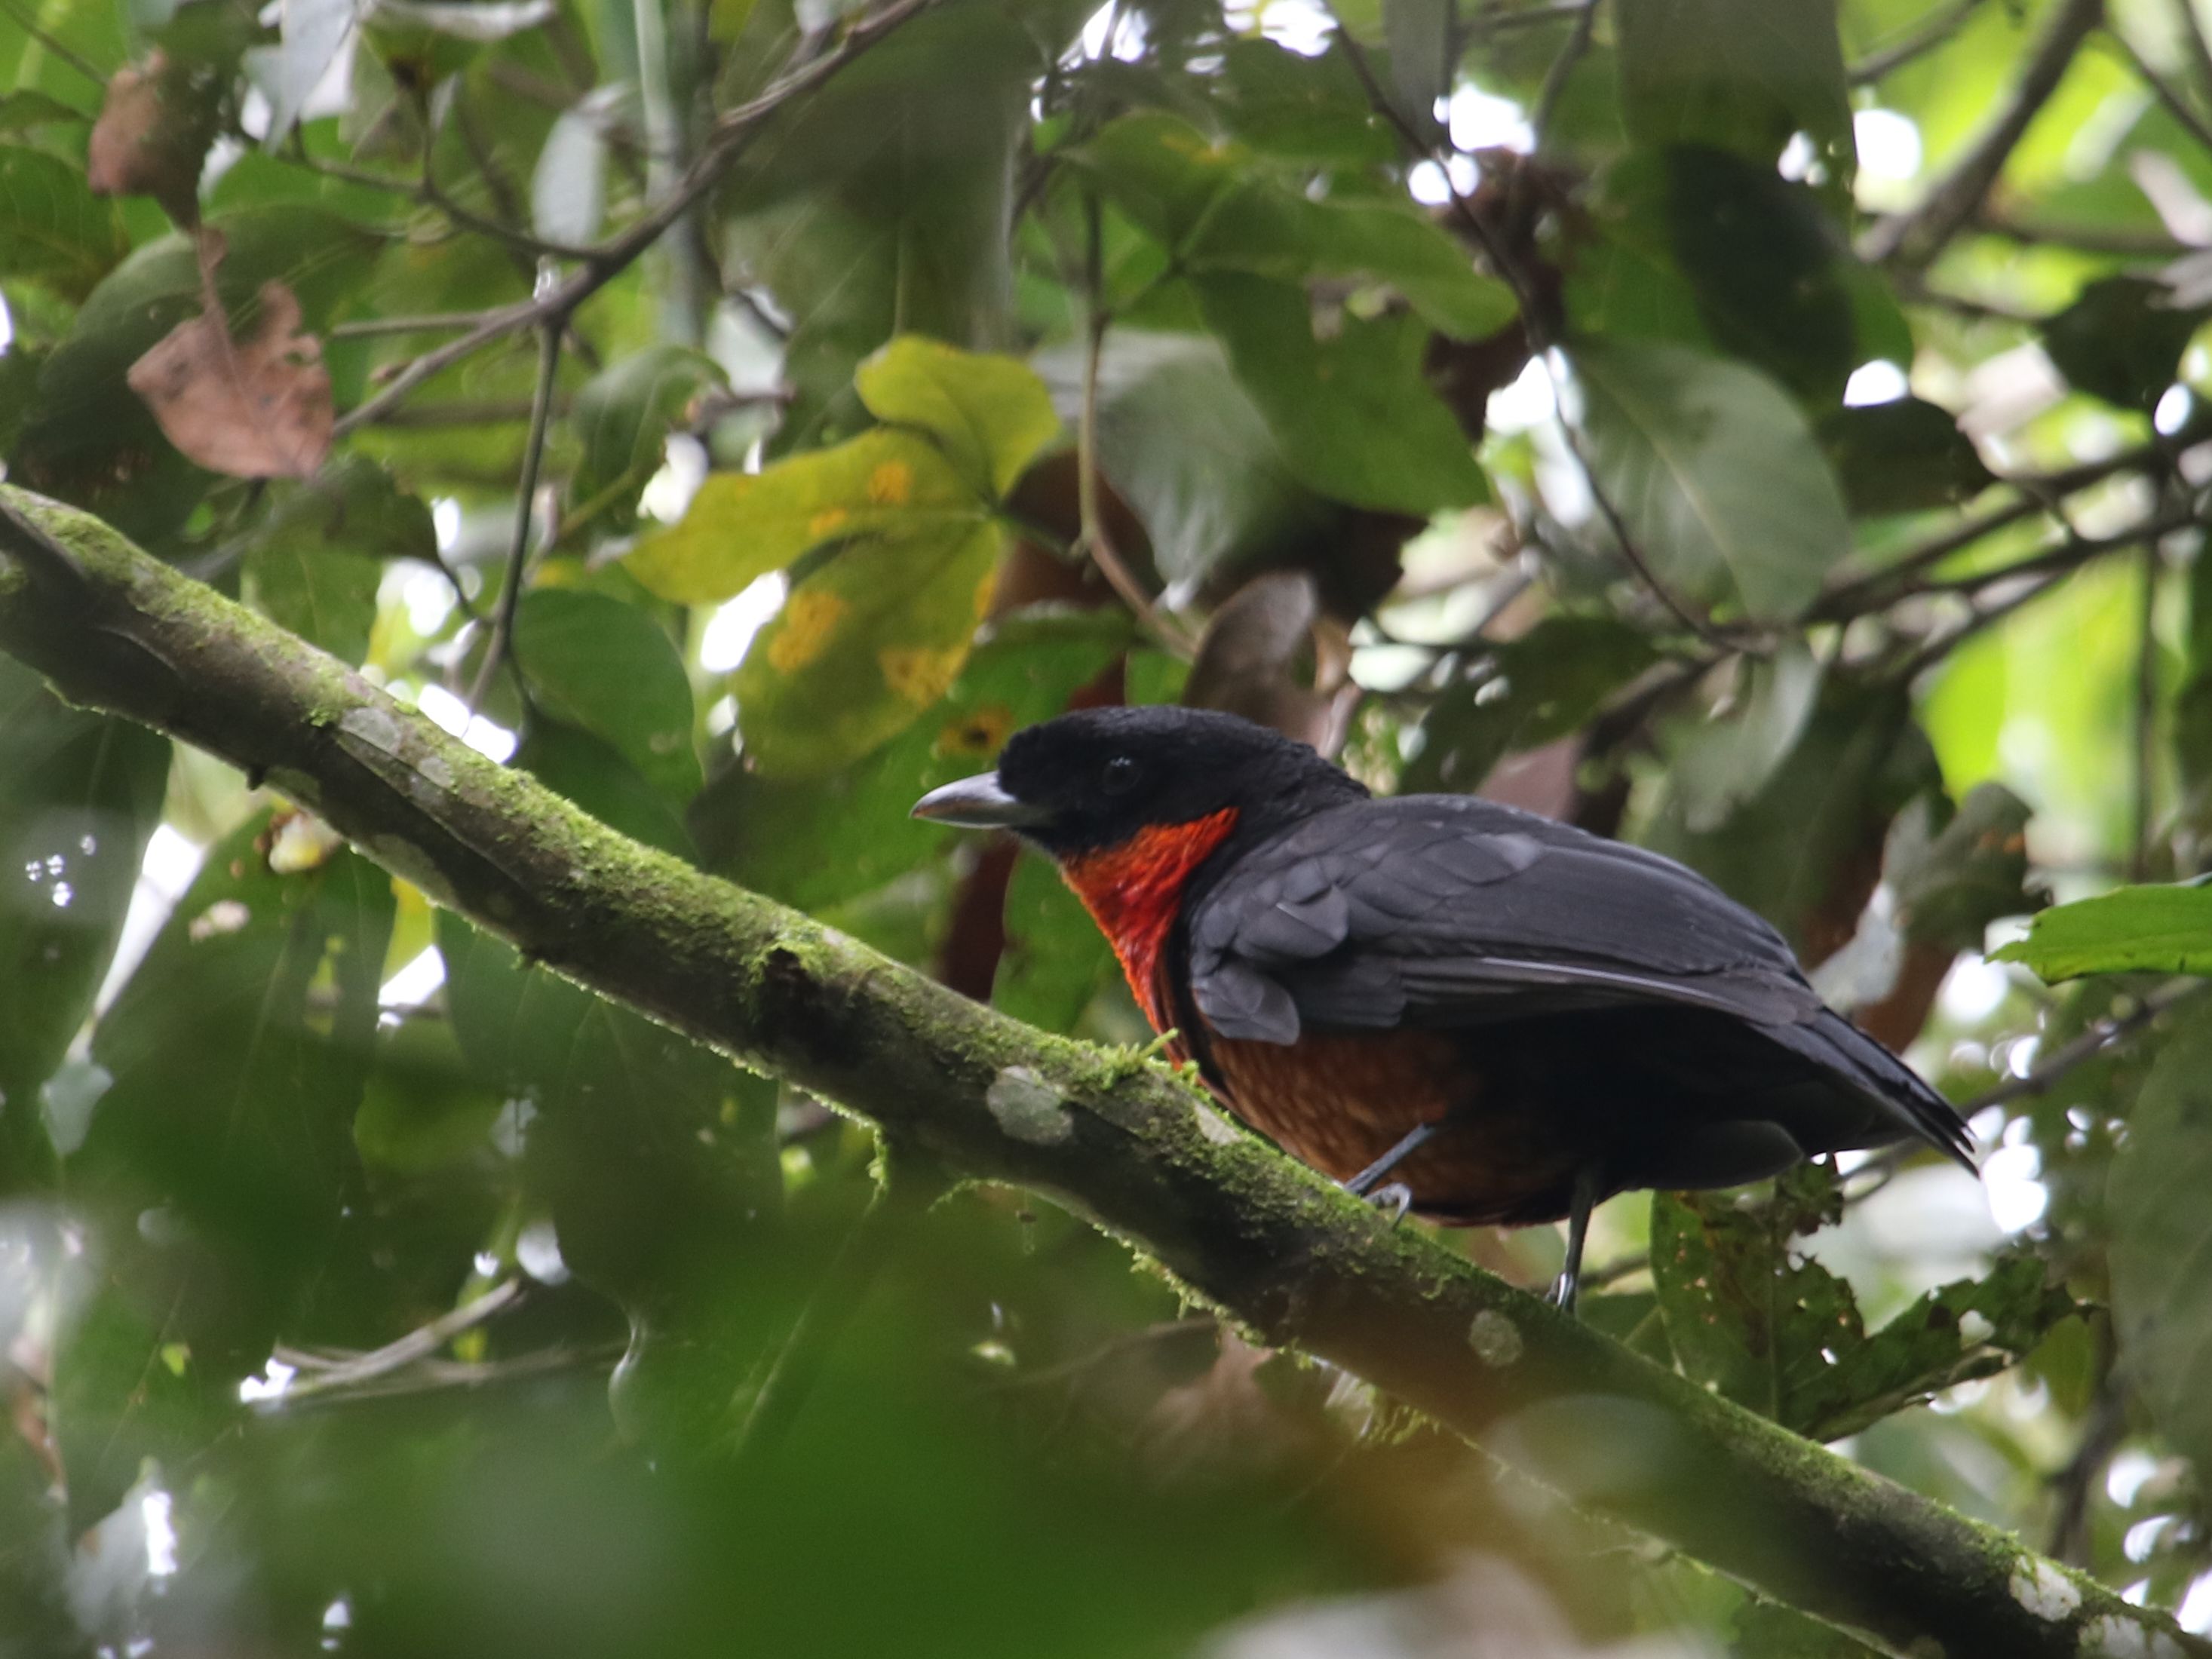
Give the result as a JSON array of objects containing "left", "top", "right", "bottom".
[
  {"left": 692, "top": 608, "right": 1131, "bottom": 909},
  {"left": 1030, "top": 329, "right": 1335, "bottom": 587},
  {"left": 1198, "top": 273, "right": 1489, "bottom": 517},
  {"left": 1615, "top": 0, "right": 1855, "bottom": 200},
  {"left": 568, "top": 343, "right": 726, "bottom": 538},
  {"left": 1401, "top": 615, "right": 1658, "bottom": 793},
  {"left": 2043, "top": 276, "right": 2207, "bottom": 411},
  {"left": 57, "top": 814, "right": 393, "bottom": 1526},
  {"left": 1663, "top": 643, "right": 1824, "bottom": 834},
  {"left": 517, "top": 719, "right": 695, "bottom": 860},
  {"left": 1991, "top": 884, "right": 2212, "bottom": 982},
  {"left": 993, "top": 848, "right": 1118, "bottom": 1033},
  {"left": 1216, "top": 38, "right": 1396, "bottom": 167},
  {"left": 624, "top": 427, "right": 986, "bottom": 604},
  {"left": 2109, "top": 1014, "right": 2212, "bottom": 1484},
  {"left": 1072, "top": 112, "right": 1514, "bottom": 339},
  {"left": 1381, "top": 0, "right": 1453, "bottom": 141},
  {"left": 734, "top": 520, "right": 1003, "bottom": 777},
  {"left": 237, "top": 458, "right": 437, "bottom": 662},
  {"left": 514, "top": 587, "right": 701, "bottom": 806},
  {"left": 1815, "top": 397, "right": 1993, "bottom": 517},
  {"left": 854, "top": 336, "right": 1060, "bottom": 500},
  {"left": 352, "top": 1015, "right": 504, "bottom": 1175},
  {"left": 439, "top": 910, "right": 783, "bottom": 1443},
  {"left": 0, "top": 143, "right": 128, "bottom": 302},
  {"left": 1570, "top": 338, "right": 1851, "bottom": 621},
  {"left": 1883, "top": 783, "right": 2034, "bottom": 950},
  {"left": 0, "top": 657, "right": 169, "bottom": 1191},
  {"left": 0, "top": 90, "right": 90, "bottom": 133}
]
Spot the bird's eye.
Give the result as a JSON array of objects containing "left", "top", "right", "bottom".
[{"left": 1101, "top": 755, "right": 1141, "bottom": 795}]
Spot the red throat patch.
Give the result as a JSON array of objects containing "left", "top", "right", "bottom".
[{"left": 1057, "top": 808, "right": 1241, "bottom": 1032}]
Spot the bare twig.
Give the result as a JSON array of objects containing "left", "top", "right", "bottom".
[
  {"left": 2103, "top": 26, "right": 2212, "bottom": 158},
  {"left": 1973, "top": 214, "right": 2194, "bottom": 257},
  {"left": 271, "top": 1278, "right": 526, "bottom": 1402},
  {"left": 1962, "top": 980, "right": 2207, "bottom": 1118},
  {"left": 1076, "top": 195, "right": 1196, "bottom": 655},
  {"left": 333, "top": 0, "right": 943, "bottom": 434},
  {"left": 1848, "top": 0, "right": 1987, "bottom": 86},
  {"left": 466, "top": 324, "right": 564, "bottom": 712},
  {"left": 1862, "top": 0, "right": 2104, "bottom": 267},
  {"left": 1528, "top": 0, "right": 1599, "bottom": 150},
  {"left": 1468, "top": 0, "right": 1591, "bottom": 37}
]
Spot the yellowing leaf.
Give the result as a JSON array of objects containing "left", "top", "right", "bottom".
[
  {"left": 625, "top": 428, "right": 982, "bottom": 604},
  {"left": 854, "top": 337, "right": 1061, "bottom": 500},
  {"left": 735, "top": 523, "right": 1002, "bottom": 776}
]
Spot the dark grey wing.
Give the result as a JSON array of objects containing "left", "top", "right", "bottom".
[
  {"left": 1186, "top": 796, "right": 1820, "bottom": 1041},
  {"left": 1185, "top": 795, "right": 1974, "bottom": 1167}
]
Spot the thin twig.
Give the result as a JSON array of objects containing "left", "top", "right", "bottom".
[
  {"left": 1974, "top": 214, "right": 2195, "bottom": 256},
  {"left": 2103, "top": 26, "right": 2212, "bottom": 158},
  {"left": 1848, "top": 0, "right": 1987, "bottom": 86},
  {"left": 1962, "top": 980, "right": 2207, "bottom": 1118},
  {"left": 272, "top": 1278, "right": 525, "bottom": 1402},
  {"left": 334, "top": 0, "right": 943, "bottom": 434},
  {"left": 466, "top": 322, "right": 563, "bottom": 713},
  {"left": 1861, "top": 0, "right": 2104, "bottom": 268},
  {"left": 329, "top": 311, "right": 522, "bottom": 340},
  {"left": 1527, "top": 0, "right": 1598, "bottom": 150},
  {"left": 1467, "top": 1, "right": 1591, "bottom": 37},
  {"left": 1076, "top": 195, "right": 1195, "bottom": 655},
  {"left": 2175, "top": 0, "right": 2212, "bottom": 114}
]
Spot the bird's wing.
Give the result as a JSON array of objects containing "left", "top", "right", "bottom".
[
  {"left": 1186, "top": 796, "right": 1820, "bottom": 1040},
  {"left": 1184, "top": 795, "right": 1974, "bottom": 1167}
]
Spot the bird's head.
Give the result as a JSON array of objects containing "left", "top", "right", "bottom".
[{"left": 912, "top": 706, "right": 1364, "bottom": 860}]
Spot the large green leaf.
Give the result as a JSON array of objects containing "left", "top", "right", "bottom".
[
  {"left": 692, "top": 607, "right": 1130, "bottom": 910},
  {"left": 439, "top": 910, "right": 782, "bottom": 1443},
  {"left": 2042, "top": 276, "right": 2208, "bottom": 412},
  {"left": 514, "top": 587, "right": 701, "bottom": 806},
  {"left": 0, "top": 658, "right": 169, "bottom": 1191},
  {"left": 624, "top": 427, "right": 986, "bottom": 604},
  {"left": 733, "top": 520, "right": 1004, "bottom": 777},
  {"left": 1570, "top": 338, "right": 1850, "bottom": 621},
  {"left": 567, "top": 344, "right": 726, "bottom": 538},
  {"left": 1198, "top": 273, "right": 1489, "bottom": 517},
  {"left": 2109, "top": 1014, "right": 2212, "bottom": 1483},
  {"left": 1072, "top": 111, "right": 1514, "bottom": 340},
  {"left": 0, "top": 143, "right": 128, "bottom": 301},
  {"left": 1030, "top": 329, "right": 1336, "bottom": 587},
  {"left": 1652, "top": 1178, "right": 2068, "bottom": 1440},
  {"left": 1401, "top": 615, "right": 1658, "bottom": 793},
  {"left": 1615, "top": 0, "right": 1855, "bottom": 200},
  {"left": 1815, "top": 397, "right": 1993, "bottom": 518},
  {"left": 55, "top": 814, "right": 393, "bottom": 1526},
  {"left": 993, "top": 848, "right": 1118, "bottom": 1034},
  {"left": 238, "top": 459, "right": 436, "bottom": 664},
  {"left": 1992, "top": 885, "right": 2212, "bottom": 982},
  {"left": 854, "top": 336, "right": 1061, "bottom": 499}
]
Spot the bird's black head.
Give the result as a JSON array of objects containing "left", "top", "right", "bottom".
[{"left": 912, "top": 707, "right": 1365, "bottom": 858}]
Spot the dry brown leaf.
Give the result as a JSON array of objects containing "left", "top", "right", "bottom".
[
  {"left": 128, "top": 278, "right": 333, "bottom": 479},
  {"left": 85, "top": 52, "right": 213, "bottom": 222}
]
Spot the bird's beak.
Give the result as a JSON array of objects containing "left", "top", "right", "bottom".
[{"left": 910, "top": 771, "right": 1052, "bottom": 830}]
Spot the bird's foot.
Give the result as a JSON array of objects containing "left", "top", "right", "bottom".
[{"left": 1357, "top": 1181, "right": 1414, "bottom": 1225}]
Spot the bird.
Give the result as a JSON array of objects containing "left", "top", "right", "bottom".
[{"left": 913, "top": 707, "right": 1977, "bottom": 1312}]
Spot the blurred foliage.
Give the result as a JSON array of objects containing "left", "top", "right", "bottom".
[{"left": 11, "top": 0, "right": 2212, "bottom": 1648}]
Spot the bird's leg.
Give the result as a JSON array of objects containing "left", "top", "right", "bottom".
[
  {"left": 1343, "top": 1121, "right": 1446, "bottom": 1222},
  {"left": 1345, "top": 1120, "right": 1443, "bottom": 1197},
  {"left": 1551, "top": 1165, "right": 1606, "bottom": 1316}
]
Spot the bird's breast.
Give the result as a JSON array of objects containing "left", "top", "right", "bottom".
[{"left": 1057, "top": 808, "right": 1240, "bottom": 1031}]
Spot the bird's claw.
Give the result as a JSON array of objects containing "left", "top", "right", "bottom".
[{"left": 1361, "top": 1182, "right": 1414, "bottom": 1225}]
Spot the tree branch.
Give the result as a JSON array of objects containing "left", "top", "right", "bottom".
[
  {"left": 1862, "top": 0, "right": 2104, "bottom": 268},
  {"left": 0, "top": 485, "right": 2204, "bottom": 1659}
]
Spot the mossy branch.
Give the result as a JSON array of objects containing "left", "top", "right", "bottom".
[{"left": 0, "top": 486, "right": 2200, "bottom": 1659}]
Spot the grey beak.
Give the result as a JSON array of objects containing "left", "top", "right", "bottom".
[{"left": 910, "top": 771, "right": 1052, "bottom": 830}]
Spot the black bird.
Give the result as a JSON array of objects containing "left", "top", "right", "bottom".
[{"left": 914, "top": 707, "right": 1977, "bottom": 1310}]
